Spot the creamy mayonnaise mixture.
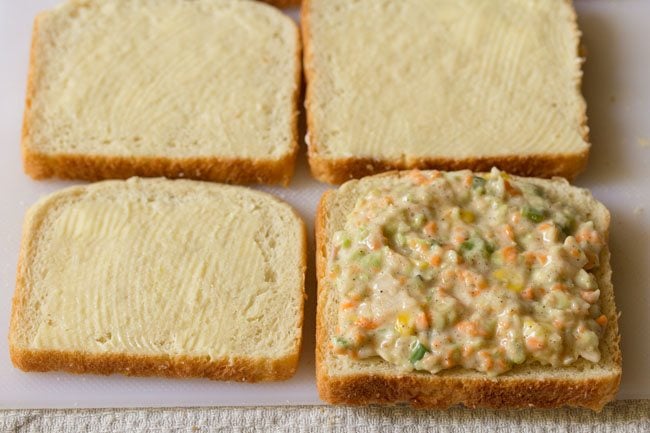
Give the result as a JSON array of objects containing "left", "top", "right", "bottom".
[{"left": 329, "top": 169, "right": 607, "bottom": 376}]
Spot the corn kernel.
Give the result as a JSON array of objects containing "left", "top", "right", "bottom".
[
  {"left": 493, "top": 268, "right": 524, "bottom": 292},
  {"left": 395, "top": 312, "right": 414, "bottom": 336},
  {"left": 460, "top": 210, "right": 475, "bottom": 224}
]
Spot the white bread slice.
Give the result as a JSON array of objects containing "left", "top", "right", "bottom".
[
  {"left": 303, "top": 0, "right": 590, "bottom": 184},
  {"left": 22, "top": 0, "right": 301, "bottom": 185},
  {"left": 315, "top": 171, "right": 621, "bottom": 410},
  {"left": 10, "top": 178, "right": 306, "bottom": 381}
]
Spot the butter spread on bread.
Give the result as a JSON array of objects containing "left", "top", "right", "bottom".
[
  {"left": 22, "top": 0, "right": 300, "bottom": 185},
  {"left": 10, "top": 178, "right": 306, "bottom": 381},
  {"left": 303, "top": 0, "right": 590, "bottom": 183}
]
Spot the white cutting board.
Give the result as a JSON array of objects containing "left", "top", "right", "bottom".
[{"left": 0, "top": 0, "right": 648, "bottom": 409}]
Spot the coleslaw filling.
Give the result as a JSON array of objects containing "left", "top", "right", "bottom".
[{"left": 329, "top": 168, "right": 606, "bottom": 376}]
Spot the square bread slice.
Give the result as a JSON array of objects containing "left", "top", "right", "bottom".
[
  {"left": 303, "top": 0, "right": 590, "bottom": 184},
  {"left": 315, "top": 170, "right": 621, "bottom": 410},
  {"left": 22, "top": 0, "right": 301, "bottom": 185},
  {"left": 10, "top": 178, "right": 306, "bottom": 381}
]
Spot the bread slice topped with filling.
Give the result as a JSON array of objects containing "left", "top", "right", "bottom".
[
  {"left": 316, "top": 169, "right": 621, "bottom": 410},
  {"left": 22, "top": 0, "right": 301, "bottom": 185},
  {"left": 10, "top": 178, "right": 306, "bottom": 381},
  {"left": 303, "top": 0, "right": 590, "bottom": 183}
]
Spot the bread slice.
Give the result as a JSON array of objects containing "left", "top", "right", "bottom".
[
  {"left": 22, "top": 0, "right": 301, "bottom": 185},
  {"left": 315, "top": 170, "right": 621, "bottom": 410},
  {"left": 10, "top": 178, "right": 306, "bottom": 381},
  {"left": 303, "top": 0, "right": 590, "bottom": 184}
]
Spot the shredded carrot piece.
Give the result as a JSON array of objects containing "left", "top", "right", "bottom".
[
  {"left": 424, "top": 221, "right": 438, "bottom": 236},
  {"left": 456, "top": 321, "right": 482, "bottom": 337},
  {"left": 537, "top": 253, "right": 548, "bottom": 266},
  {"left": 341, "top": 300, "right": 358, "bottom": 309},
  {"left": 521, "top": 287, "right": 535, "bottom": 300},
  {"left": 443, "top": 350, "right": 456, "bottom": 368},
  {"left": 504, "top": 180, "right": 522, "bottom": 196},
  {"left": 429, "top": 254, "right": 442, "bottom": 267},
  {"left": 463, "top": 175, "right": 473, "bottom": 188},
  {"left": 525, "top": 336, "right": 545, "bottom": 351},
  {"left": 368, "top": 238, "right": 382, "bottom": 250},
  {"left": 409, "top": 170, "right": 430, "bottom": 185},
  {"left": 569, "top": 247, "right": 582, "bottom": 258},
  {"left": 356, "top": 317, "right": 378, "bottom": 330},
  {"left": 550, "top": 283, "right": 568, "bottom": 291},
  {"left": 415, "top": 312, "right": 429, "bottom": 331},
  {"left": 596, "top": 315, "right": 608, "bottom": 327},
  {"left": 502, "top": 246, "right": 518, "bottom": 264}
]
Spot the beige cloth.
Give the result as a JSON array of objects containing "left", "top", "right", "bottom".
[{"left": 1, "top": 401, "right": 648, "bottom": 432}]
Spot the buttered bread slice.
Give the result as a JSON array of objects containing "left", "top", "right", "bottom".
[
  {"left": 23, "top": 0, "right": 300, "bottom": 185},
  {"left": 303, "top": 0, "right": 590, "bottom": 183},
  {"left": 316, "top": 170, "right": 620, "bottom": 410},
  {"left": 10, "top": 178, "right": 306, "bottom": 381}
]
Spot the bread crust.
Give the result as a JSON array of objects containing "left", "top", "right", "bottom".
[
  {"left": 21, "top": 8, "right": 302, "bottom": 187},
  {"left": 315, "top": 173, "right": 621, "bottom": 411},
  {"left": 308, "top": 151, "right": 589, "bottom": 185},
  {"left": 302, "top": 0, "right": 591, "bottom": 184},
  {"left": 10, "top": 179, "right": 307, "bottom": 382},
  {"left": 9, "top": 347, "right": 298, "bottom": 382},
  {"left": 23, "top": 149, "right": 298, "bottom": 186},
  {"left": 262, "top": 0, "right": 301, "bottom": 7}
]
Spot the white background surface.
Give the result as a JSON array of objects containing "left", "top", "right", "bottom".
[{"left": 0, "top": 0, "right": 648, "bottom": 408}]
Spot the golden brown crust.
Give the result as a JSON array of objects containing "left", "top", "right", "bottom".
[
  {"left": 261, "top": 0, "right": 301, "bottom": 8},
  {"left": 314, "top": 175, "right": 621, "bottom": 411},
  {"left": 301, "top": 0, "right": 318, "bottom": 179},
  {"left": 302, "top": 0, "right": 591, "bottom": 185},
  {"left": 23, "top": 149, "right": 298, "bottom": 186},
  {"left": 9, "top": 180, "right": 307, "bottom": 383},
  {"left": 317, "top": 372, "right": 620, "bottom": 411},
  {"left": 567, "top": 0, "right": 591, "bottom": 153},
  {"left": 21, "top": 9, "right": 301, "bottom": 187},
  {"left": 308, "top": 151, "right": 589, "bottom": 185},
  {"left": 315, "top": 190, "right": 333, "bottom": 397},
  {"left": 9, "top": 347, "right": 298, "bottom": 382},
  {"left": 20, "top": 14, "right": 41, "bottom": 178}
]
